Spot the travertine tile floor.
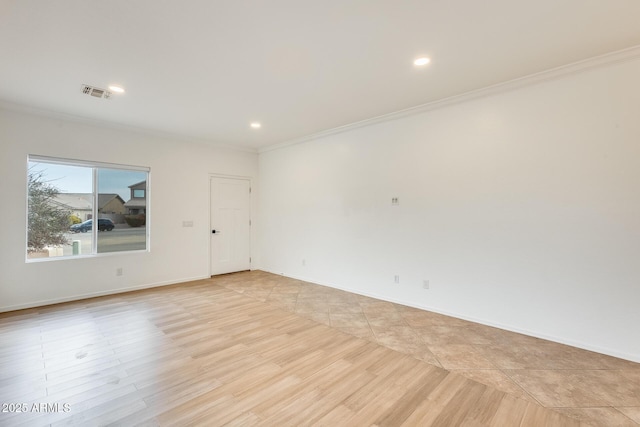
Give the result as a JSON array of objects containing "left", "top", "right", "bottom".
[{"left": 212, "top": 270, "right": 640, "bottom": 427}]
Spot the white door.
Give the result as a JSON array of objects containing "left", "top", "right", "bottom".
[{"left": 210, "top": 177, "right": 251, "bottom": 275}]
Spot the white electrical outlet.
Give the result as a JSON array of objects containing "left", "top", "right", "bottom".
[
  {"left": 116, "top": 268, "right": 123, "bottom": 276},
  {"left": 423, "top": 280, "right": 429, "bottom": 290},
  {"left": 391, "top": 197, "right": 399, "bottom": 206},
  {"left": 302, "top": 259, "right": 306, "bottom": 266},
  {"left": 394, "top": 275, "right": 400, "bottom": 284}
]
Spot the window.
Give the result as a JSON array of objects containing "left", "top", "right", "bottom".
[{"left": 27, "top": 155, "right": 149, "bottom": 260}]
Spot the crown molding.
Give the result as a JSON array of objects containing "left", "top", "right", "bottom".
[
  {"left": 260, "top": 44, "right": 640, "bottom": 154},
  {"left": 0, "top": 100, "right": 258, "bottom": 154}
]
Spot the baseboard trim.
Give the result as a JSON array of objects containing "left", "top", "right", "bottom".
[
  {"left": 0, "top": 275, "right": 210, "bottom": 313},
  {"left": 263, "top": 269, "right": 640, "bottom": 364}
]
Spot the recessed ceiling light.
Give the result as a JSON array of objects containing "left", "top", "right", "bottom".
[
  {"left": 108, "top": 85, "right": 125, "bottom": 94},
  {"left": 250, "top": 122, "right": 261, "bottom": 129},
  {"left": 413, "top": 57, "right": 431, "bottom": 66}
]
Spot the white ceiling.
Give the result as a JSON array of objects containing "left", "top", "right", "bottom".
[{"left": 1, "top": 1, "right": 640, "bottom": 151}]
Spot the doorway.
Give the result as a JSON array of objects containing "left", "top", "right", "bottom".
[{"left": 210, "top": 176, "right": 251, "bottom": 275}]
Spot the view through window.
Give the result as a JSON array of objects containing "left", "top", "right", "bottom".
[{"left": 27, "top": 156, "right": 149, "bottom": 260}]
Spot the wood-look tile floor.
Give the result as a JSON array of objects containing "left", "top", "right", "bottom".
[
  {"left": 215, "top": 271, "right": 640, "bottom": 427},
  {"left": 0, "top": 271, "right": 633, "bottom": 426}
]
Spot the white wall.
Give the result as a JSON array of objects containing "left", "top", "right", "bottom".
[
  {"left": 0, "top": 108, "right": 258, "bottom": 311},
  {"left": 258, "top": 58, "right": 640, "bottom": 362}
]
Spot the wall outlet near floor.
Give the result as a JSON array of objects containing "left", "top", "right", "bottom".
[
  {"left": 116, "top": 268, "right": 123, "bottom": 276},
  {"left": 391, "top": 197, "right": 399, "bottom": 206},
  {"left": 394, "top": 275, "right": 400, "bottom": 284},
  {"left": 423, "top": 280, "right": 429, "bottom": 290}
]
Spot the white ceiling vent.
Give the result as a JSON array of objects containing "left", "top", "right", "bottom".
[{"left": 81, "top": 84, "right": 111, "bottom": 99}]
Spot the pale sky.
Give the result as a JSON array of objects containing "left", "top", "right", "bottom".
[{"left": 29, "top": 162, "right": 146, "bottom": 201}]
